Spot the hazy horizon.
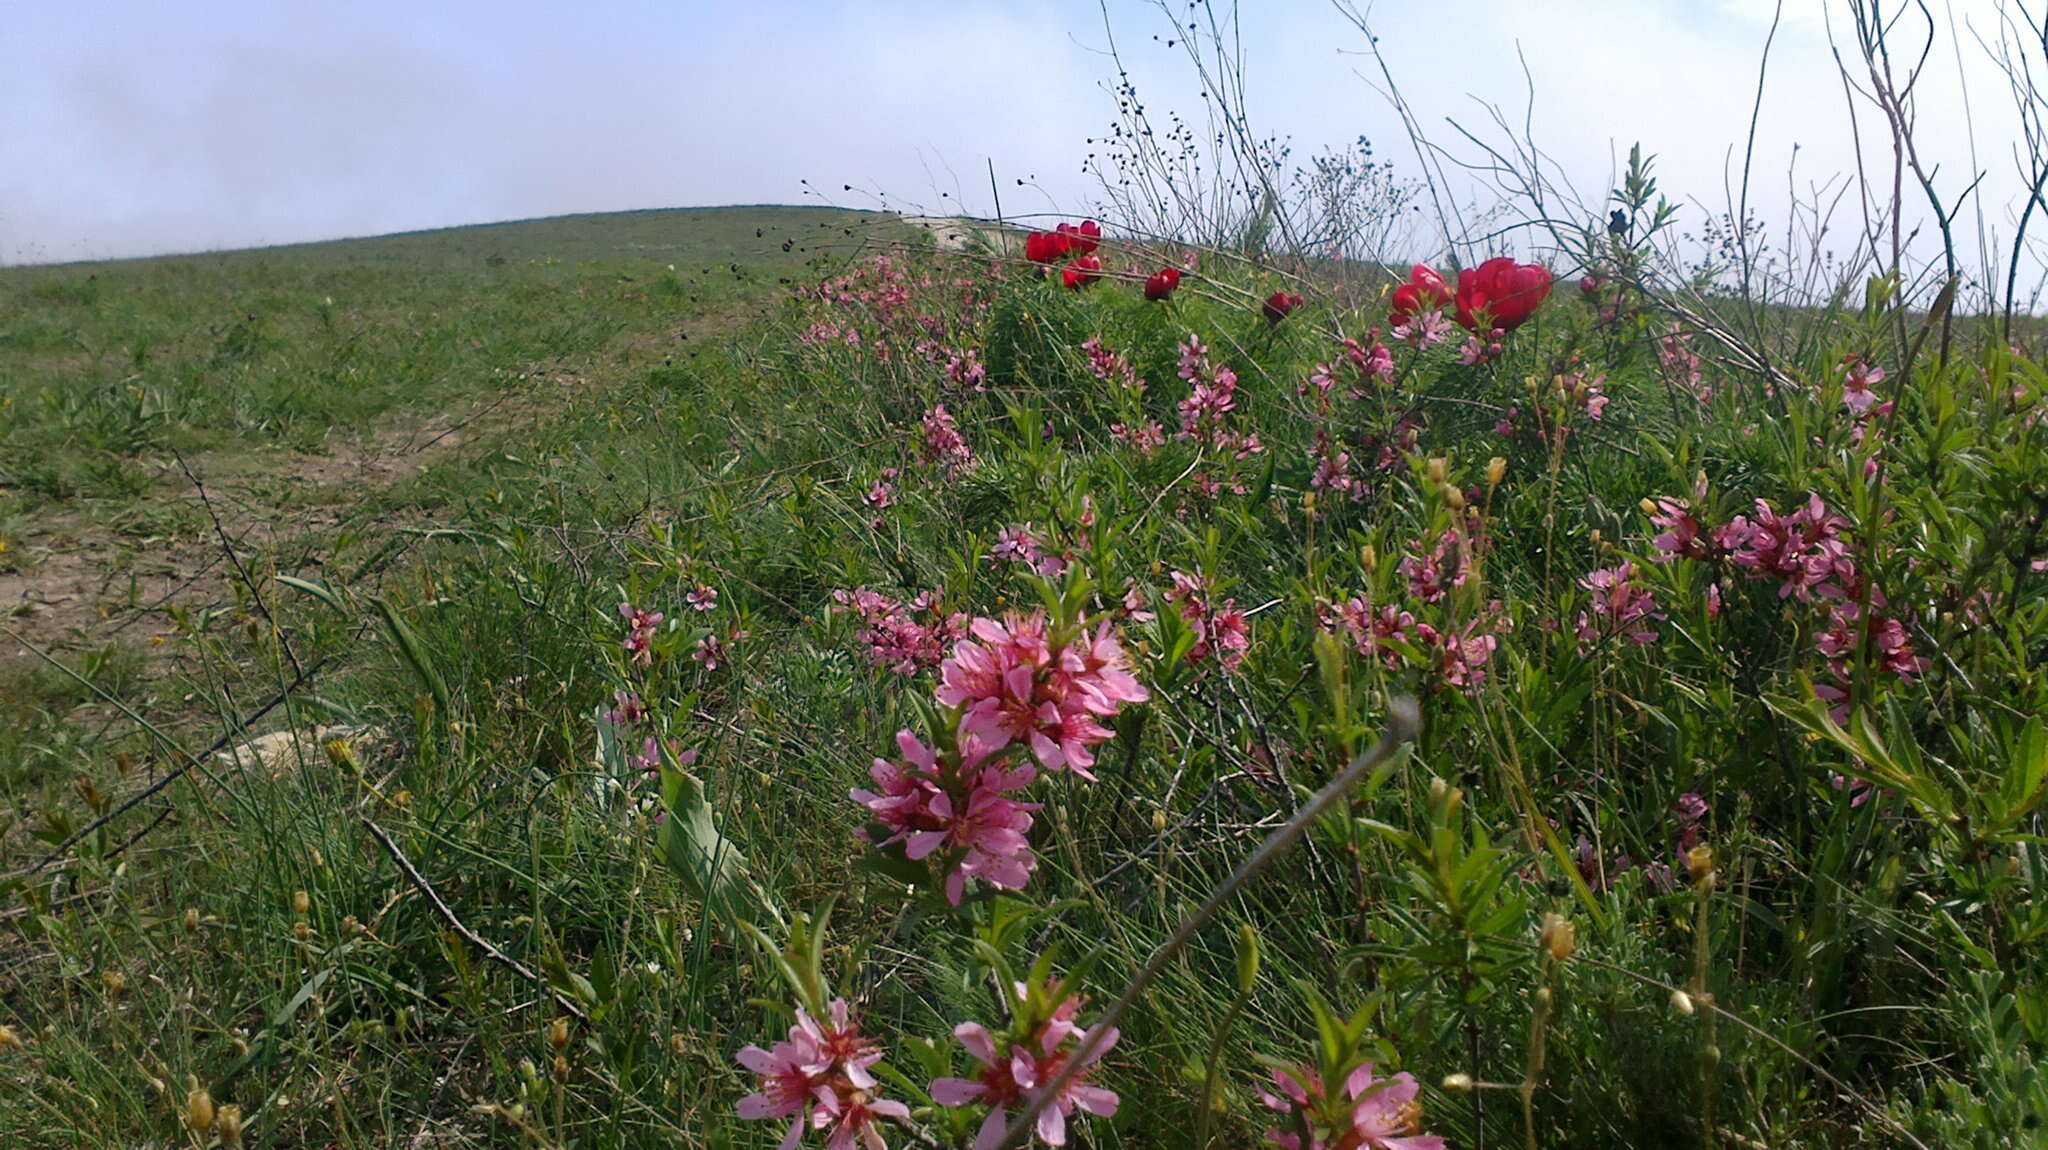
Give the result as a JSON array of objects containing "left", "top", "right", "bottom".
[{"left": 4, "top": 0, "right": 2036, "bottom": 293}]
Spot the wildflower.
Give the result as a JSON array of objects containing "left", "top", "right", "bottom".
[
  {"left": 920, "top": 404, "right": 975, "bottom": 474},
  {"left": 1454, "top": 257, "right": 1552, "bottom": 332},
  {"left": 693, "top": 633, "right": 729, "bottom": 670},
  {"left": 991, "top": 525, "right": 1068, "bottom": 577},
  {"left": 1391, "top": 310, "right": 1451, "bottom": 350},
  {"left": 1840, "top": 355, "right": 1887, "bottom": 415},
  {"left": 687, "top": 584, "right": 719, "bottom": 611},
  {"left": 1576, "top": 561, "right": 1663, "bottom": 646},
  {"left": 1263, "top": 291, "right": 1305, "bottom": 323},
  {"left": 604, "top": 690, "right": 647, "bottom": 725},
  {"left": 1715, "top": 494, "right": 1856, "bottom": 601},
  {"left": 1387, "top": 264, "right": 1451, "bottom": 327},
  {"left": 1080, "top": 338, "right": 1144, "bottom": 392},
  {"left": 1143, "top": 267, "right": 1181, "bottom": 301},
  {"left": 737, "top": 1001, "right": 908, "bottom": 1150},
  {"left": 1023, "top": 231, "right": 1069, "bottom": 263},
  {"left": 1061, "top": 255, "right": 1102, "bottom": 290},
  {"left": 1054, "top": 220, "right": 1101, "bottom": 255},
  {"left": 832, "top": 587, "right": 967, "bottom": 674},
  {"left": 929, "top": 984, "right": 1120, "bottom": 1149},
  {"left": 1399, "top": 530, "right": 1467, "bottom": 604},
  {"left": 620, "top": 602, "right": 664, "bottom": 664},
  {"left": 1675, "top": 792, "right": 1708, "bottom": 823},
  {"left": 936, "top": 613, "right": 1148, "bottom": 776},
  {"left": 1259, "top": 1063, "right": 1445, "bottom": 1150},
  {"left": 1110, "top": 419, "right": 1167, "bottom": 457}
]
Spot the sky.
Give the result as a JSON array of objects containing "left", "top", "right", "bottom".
[{"left": 2, "top": 0, "right": 2035, "bottom": 290}]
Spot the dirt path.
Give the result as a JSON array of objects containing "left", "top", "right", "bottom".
[{"left": 1, "top": 311, "right": 737, "bottom": 673}]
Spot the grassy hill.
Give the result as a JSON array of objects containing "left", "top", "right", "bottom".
[{"left": 2, "top": 204, "right": 2045, "bottom": 1150}]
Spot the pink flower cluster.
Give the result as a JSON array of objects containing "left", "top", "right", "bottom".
[
  {"left": 1715, "top": 493, "right": 1857, "bottom": 602},
  {"left": 921, "top": 404, "right": 975, "bottom": 475},
  {"left": 1175, "top": 335, "right": 1263, "bottom": 457},
  {"left": 1165, "top": 570, "right": 1251, "bottom": 671},
  {"left": 1576, "top": 561, "right": 1663, "bottom": 647},
  {"left": 937, "top": 613, "right": 1149, "bottom": 777},
  {"left": 1259, "top": 1062, "right": 1445, "bottom": 1150},
  {"left": 917, "top": 340, "right": 987, "bottom": 391},
  {"left": 1111, "top": 418, "right": 1168, "bottom": 457},
  {"left": 1080, "top": 337, "right": 1145, "bottom": 394},
  {"left": 1398, "top": 530, "right": 1468, "bottom": 605},
  {"left": 852, "top": 611, "right": 1147, "bottom": 903},
  {"left": 1343, "top": 337, "right": 1396, "bottom": 386},
  {"left": 1330, "top": 595, "right": 1503, "bottom": 689},
  {"left": 1658, "top": 324, "right": 1705, "bottom": 398},
  {"left": 930, "top": 981, "right": 1120, "bottom": 1149},
  {"left": 736, "top": 999, "right": 909, "bottom": 1150},
  {"left": 991, "top": 525, "right": 1070, "bottom": 577},
  {"left": 620, "top": 602, "right": 664, "bottom": 664},
  {"left": 852, "top": 730, "right": 1040, "bottom": 905},
  {"left": 831, "top": 587, "right": 967, "bottom": 674}
]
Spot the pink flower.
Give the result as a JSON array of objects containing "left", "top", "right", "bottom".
[
  {"left": 813, "top": 1090, "right": 911, "bottom": 1150},
  {"left": 1111, "top": 419, "right": 1167, "bottom": 457},
  {"left": 620, "top": 602, "right": 664, "bottom": 664},
  {"left": 1716, "top": 493, "right": 1857, "bottom": 602},
  {"left": 937, "top": 613, "right": 1146, "bottom": 777},
  {"left": 1675, "top": 792, "right": 1708, "bottom": 822},
  {"left": 737, "top": 1032, "right": 829, "bottom": 1150},
  {"left": 605, "top": 690, "right": 647, "bottom": 726},
  {"left": 832, "top": 587, "right": 967, "bottom": 674},
  {"left": 1576, "top": 561, "right": 1663, "bottom": 647},
  {"left": 1391, "top": 310, "right": 1451, "bottom": 349},
  {"left": 737, "top": 1000, "right": 908, "bottom": 1150},
  {"left": 921, "top": 405, "right": 975, "bottom": 474},
  {"left": 1840, "top": 355, "right": 1887, "bottom": 415},
  {"left": 1260, "top": 1063, "right": 1445, "bottom": 1150},
  {"left": 687, "top": 584, "right": 719, "bottom": 611},
  {"left": 929, "top": 988, "right": 1119, "bottom": 1149}
]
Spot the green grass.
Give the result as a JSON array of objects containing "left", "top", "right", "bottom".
[{"left": 2, "top": 207, "right": 2046, "bottom": 1150}]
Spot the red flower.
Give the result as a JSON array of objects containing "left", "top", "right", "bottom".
[
  {"left": 1578, "top": 274, "right": 1603, "bottom": 298},
  {"left": 1056, "top": 220, "right": 1102, "bottom": 255},
  {"left": 1024, "top": 231, "right": 1071, "bottom": 264},
  {"left": 1062, "top": 255, "right": 1103, "bottom": 290},
  {"left": 1387, "top": 263, "right": 1451, "bottom": 326},
  {"left": 1262, "top": 291, "right": 1304, "bottom": 323},
  {"left": 1143, "top": 267, "right": 1181, "bottom": 301},
  {"left": 1454, "top": 257, "right": 1552, "bottom": 331}
]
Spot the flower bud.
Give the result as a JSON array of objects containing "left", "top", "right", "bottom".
[
  {"left": 1639, "top": 497, "right": 1658, "bottom": 515},
  {"left": 295, "top": 921, "right": 311, "bottom": 941},
  {"left": 1426, "top": 457, "right": 1447, "bottom": 486},
  {"left": 1442, "top": 484, "right": 1466, "bottom": 511},
  {"left": 552, "top": 1054, "right": 570, "bottom": 1083},
  {"left": 1686, "top": 845, "right": 1715, "bottom": 885},
  {"left": 1486, "top": 457, "right": 1506, "bottom": 487},
  {"left": 1152, "top": 809, "right": 1168, "bottom": 834},
  {"left": 548, "top": 1018, "right": 570, "bottom": 1052},
  {"left": 1534, "top": 986, "right": 1554, "bottom": 1010},
  {"left": 1539, "top": 913, "right": 1576, "bottom": 961},
  {"left": 324, "top": 737, "right": 359, "bottom": 772},
  {"left": 185, "top": 1077, "right": 216, "bottom": 1133},
  {"left": 1670, "top": 989, "right": 1695, "bottom": 1016},
  {"left": 0, "top": 1025, "right": 22, "bottom": 1051},
  {"left": 1234, "top": 923, "right": 1262, "bottom": 994},
  {"left": 1442, "top": 1073, "right": 1474, "bottom": 1092},
  {"left": 1360, "top": 544, "right": 1377, "bottom": 570},
  {"left": 216, "top": 1105, "right": 244, "bottom": 1148},
  {"left": 292, "top": 890, "right": 310, "bottom": 916},
  {"left": 102, "top": 970, "right": 126, "bottom": 995}
]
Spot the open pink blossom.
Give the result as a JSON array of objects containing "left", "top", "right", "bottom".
[
  {"left": 929, "top": 993, "right": 1119, "bottom": 1149},
  {"left": 1260, "top": 1063, "right": 1445, "bottom": 1150}
]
